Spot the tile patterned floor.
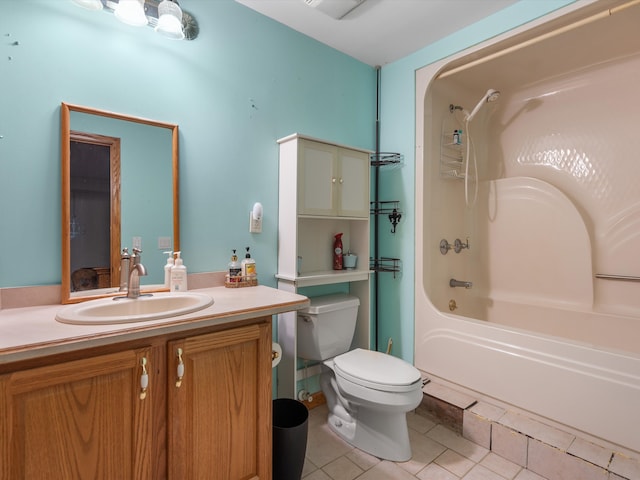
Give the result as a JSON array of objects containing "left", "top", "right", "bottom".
[{"left": 302, "top": 404, "right": 547, "bottom": 480}]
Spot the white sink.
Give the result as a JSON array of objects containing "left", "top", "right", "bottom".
[{"left": 56, "top": 292, "right": 214, "bottom": 325}]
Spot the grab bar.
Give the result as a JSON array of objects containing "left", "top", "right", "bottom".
[{"left": 595, "top": 274, "right": 640, "bottom": 283}]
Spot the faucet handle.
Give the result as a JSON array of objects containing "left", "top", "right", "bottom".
[{"left": 131, "top": 247, "right": 143, "bottom": 265}]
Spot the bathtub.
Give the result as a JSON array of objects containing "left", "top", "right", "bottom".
[
  {"left": 415, "top": 0, "right": 640, "bottom": 454},
  {"left": 460, "top": 297, "right": 640, "bottom": 356}
]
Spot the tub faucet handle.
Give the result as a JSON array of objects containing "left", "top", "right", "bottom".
[{"left": 454, "top": 238, "right": 470, "bottom": 253}]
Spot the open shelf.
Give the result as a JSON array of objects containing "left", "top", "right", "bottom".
[{"left": 275, "top": 269, "right": 372, "bottom": 288}]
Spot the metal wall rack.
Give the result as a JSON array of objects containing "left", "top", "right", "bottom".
[
  {"left": 369, "top": 257, "right": 401, "bottom": 278},
  {"left": 370, "top": 200, "right": 402, "bottom": 234},
  {"left": 370, "top": 152, "right": 403, "bottom": 167},
  {"left": 440, "top": 107, "right": 467, "bottom": 179},
  {"left": 370, "top": 153, "right": 403, "bottom": 276}
]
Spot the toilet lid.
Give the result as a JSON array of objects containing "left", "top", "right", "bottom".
[{"left": 333, "top": 348, "right": 421, "bottom": 391}]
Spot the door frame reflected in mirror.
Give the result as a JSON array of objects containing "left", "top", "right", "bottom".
[
  {"left": 61, "top": 102, "right": 180, "bottom": 304},
  {"left": 70, "top": 131, "right": 121, "bottom": 290}
]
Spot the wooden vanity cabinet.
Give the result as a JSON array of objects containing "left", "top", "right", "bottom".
[
  {"left": 0, "top": 318, "right": 273, "bottom": 480},
  {"left": 168, "top": 322, "right": 272, "bottom": 479},
  {"left": 0, "top": 347, "right": 153, "bottom": 480}
]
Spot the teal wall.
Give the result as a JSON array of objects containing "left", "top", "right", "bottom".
[
  {"left": 0, "top": 0, "right": 375, "bottom": 288},
  {"left": 1, "top": 0, "right": 577, "bottom": 363},
  {"left": 376, "top": 0, "right": 578, "bottom": 361}
]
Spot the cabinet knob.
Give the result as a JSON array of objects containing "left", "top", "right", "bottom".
[
  {"left": 339, "top": 178, "right": 344, "bottom": 184},
  {"left": 331, "top": 177, "right": 336, "bottom": 184}
]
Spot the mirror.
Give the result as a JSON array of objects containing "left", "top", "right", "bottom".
[{"left": 61, "top": 102, "right": 180, "bottom": 304}]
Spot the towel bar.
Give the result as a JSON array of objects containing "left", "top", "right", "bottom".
[{"left": 595, "top": 274, "right": 640, "bottom": 282}]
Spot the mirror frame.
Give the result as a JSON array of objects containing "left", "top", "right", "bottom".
[{"left": 61, "top": 102, "right": 180, "bottom": 304}]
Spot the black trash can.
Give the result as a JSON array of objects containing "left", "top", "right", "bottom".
[{"left": 272, "top": 398, "right": 309, "bottom": 480}]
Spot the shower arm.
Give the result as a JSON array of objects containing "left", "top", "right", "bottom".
[{"left": 465, "top": 89, "right": 500, "bottom": 123}]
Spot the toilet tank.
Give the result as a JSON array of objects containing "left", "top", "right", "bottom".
[{"left": 297, "top": 294, "right": 360, "bottom": 361}]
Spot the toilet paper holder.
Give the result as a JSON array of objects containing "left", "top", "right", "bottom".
[{"left": 271, "top": 342, "right": 282, "bottom": 368}]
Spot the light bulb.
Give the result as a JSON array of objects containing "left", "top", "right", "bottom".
[
  {"left": 115, "top": 0, "right": 148, "bottom": 27},
  {"left": 72, "top": 0, "right": 104, "bottom": 11},
  {"left": 156, "top": 0, "right": 185, "bottom": 39}
]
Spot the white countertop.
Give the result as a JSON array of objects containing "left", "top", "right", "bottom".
[{"left": 0, "top": 285, "right": 308, "bottom": 365}]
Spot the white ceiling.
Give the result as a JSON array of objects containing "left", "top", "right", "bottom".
[{"left": 234, "top": 0, "right": 519, "bottom": 66}]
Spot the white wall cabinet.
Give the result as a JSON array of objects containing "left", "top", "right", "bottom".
[
  {"left": 276, "top": 133, "right": 371, "bottom": 398},
  {"left": 298, "top": 139, "right": 370, "bottom": 218}
]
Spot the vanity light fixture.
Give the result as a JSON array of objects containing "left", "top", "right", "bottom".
[
  {"left": 72, "top": 0, "right": 104, "bottom": 10},
  {"left": 71, "top": 0, "right": 198, "bottom": 40},
  {"left": 114, "top": 0, "right": 148, "bottom": 26},
  {"left": 155, "top": 0, "right": 185, "bottom": 40}
]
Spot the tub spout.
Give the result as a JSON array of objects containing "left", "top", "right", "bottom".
[{"left": 450, "top": 278, "right": 472, "bottom": 289}]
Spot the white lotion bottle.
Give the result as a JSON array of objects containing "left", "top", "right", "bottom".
[
  {"left": 170, "top": 251, "right": 188, "bottom": 292},
  {"left": 163, "top": 250, "right": 174, "bottom": 289}
]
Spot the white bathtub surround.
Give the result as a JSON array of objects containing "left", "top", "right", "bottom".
[
  {"left": 427, "top": 380, "right": 640, "bottom": 480},
  {"left": 415, "top": 0, "right": 640, "bottom": 456}
]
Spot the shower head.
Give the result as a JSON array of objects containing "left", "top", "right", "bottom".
[{"left": 465, "top": 89, "right": 500, "bottom": 122}]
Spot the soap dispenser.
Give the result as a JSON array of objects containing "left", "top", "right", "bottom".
[
  {"left": 228, "top": 249, "right": 241, "bottom": 283},
  {"left": 241, "top": 247, "right": 257, "bottom": 282},
  {"left": 170, "top": 251, "right": 188, "bottom": 292},
  {"left": 163, "top": 251, "right": 174, "bottom": 289}
]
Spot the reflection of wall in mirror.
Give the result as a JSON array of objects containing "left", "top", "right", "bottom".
[{"left": 70, "top": 112, "right": 173, "bottom": 285}]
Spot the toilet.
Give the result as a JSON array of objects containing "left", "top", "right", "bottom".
[{"left": 297, "top": 294, "right": 423, "bottom": 462}]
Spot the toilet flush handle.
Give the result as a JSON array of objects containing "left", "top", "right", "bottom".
[{"left": 300, "top": 314, "right": 312, "bottom": 323}]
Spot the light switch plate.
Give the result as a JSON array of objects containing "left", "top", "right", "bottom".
[{"left": 158, "top": 236, "right": 171, "bottom": 249}]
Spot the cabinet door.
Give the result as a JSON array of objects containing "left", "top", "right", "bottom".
[
  {"left": 0, "top": 348, "right": 153, "bottom": 480},
  {"left": 168, "top": 322, "right": 272, "bottom": 480},
  {"left": 337, "top": 147, "right": 370, "bottom": 217},
  {"left": 298, "top": 140, "right": 338, "bottom": 216}
]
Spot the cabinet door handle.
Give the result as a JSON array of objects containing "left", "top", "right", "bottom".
[
  {"left": 332, "top": 177, "right": 336, "bottom": 184},
  {"left": 175, "top": 347, "right": 185, "bottom": 387},
  {"left": 339, "top": 177, "right": 344, "bottom": 184},
  {"left": 140, "top": 357, "right": 149, "bottom": 400}
]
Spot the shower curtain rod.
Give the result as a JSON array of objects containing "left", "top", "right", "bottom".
[{"left": 437, "top": 0, "right": 640, "bottom": 80}]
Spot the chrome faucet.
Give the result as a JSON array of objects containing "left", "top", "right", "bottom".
[
  {"left": 450, "top": 278, "right": 472, "bottom": 289},
  {"left": 119, "top": 247, "right": 131, "bottom": 292},
  {"left": 127, "top": 248, "right": 147, "bottom": 299}
]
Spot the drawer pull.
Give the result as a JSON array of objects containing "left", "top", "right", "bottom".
[
  {"left": 176, "top": 348, "right": 185, "bottom": 387},
  {"left": 140, "top": 357, "right": 149, "bottom": 400}
]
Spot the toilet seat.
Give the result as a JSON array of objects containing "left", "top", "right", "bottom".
[{"left": 333, "top": 349, "right": 422, "bottom": 393}]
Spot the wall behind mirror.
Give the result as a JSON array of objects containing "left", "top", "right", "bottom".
[
  {"left": 61, "top": 103, "right": 179, "bottom": 304},
  {"left": 2, "top": 0, "right": 377, "bottom": 301}
]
